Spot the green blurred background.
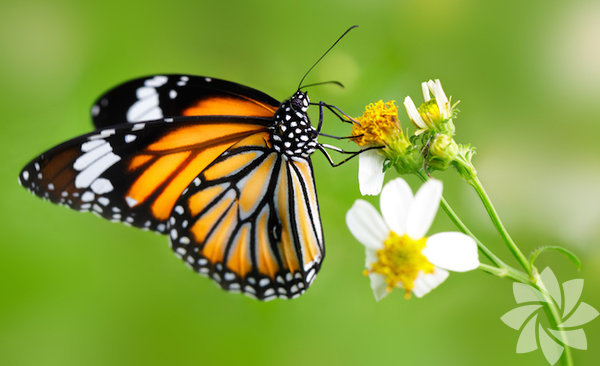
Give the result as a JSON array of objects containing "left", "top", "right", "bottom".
[{"left": 1, "top": 0, "right": 598, "bottom": 365}]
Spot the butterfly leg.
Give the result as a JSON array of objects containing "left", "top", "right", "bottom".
[
  {"left": 317, "top": 144, "right": 381, "bottom": 167},
  {"left": 311, "top": 101, "right": 358, "bottom": 126}
]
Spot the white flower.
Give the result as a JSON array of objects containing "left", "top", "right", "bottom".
[
  {"left": 403, "top": 79, "right": 454, "bottom": 134},
  {"left": 423, "top": 79, "right": 451, "bottom": 120},
  {"left": 346, "top": 178, "right": 479, "bottom": 301}
]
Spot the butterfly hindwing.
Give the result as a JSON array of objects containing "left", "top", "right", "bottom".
[
  {"left": 19, "top": 116, "right": 272, "bottom": 233},
  {"left": 91, "top": 74, "right": 280, "bottom": 129},
  {"left": 168, "top": 135, "right": 324, "bottom": 300}
]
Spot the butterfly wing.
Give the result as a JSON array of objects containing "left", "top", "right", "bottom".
[
  {"left": 168, "top": 136, "right": 324, "bottom": 300},
  {"left": 91, "top": 74, "right": 280, "bottom": 128},
  {"left": 19, "top": 116, "right": 272, "bottom": 233}
]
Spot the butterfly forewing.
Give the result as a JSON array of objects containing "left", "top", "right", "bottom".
[
  {"left": 168, "top": 137, "right": 324, "bottom": 300},
  {"left": 19, "top": 116, "right": 272, "bottom": 233},
  {"left": 91, "top": 75, "right": 280, "bottom": 128}
]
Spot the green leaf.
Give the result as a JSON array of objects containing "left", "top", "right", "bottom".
[{"left": 529, "top": 246, "right": 581, "bottom": 270}]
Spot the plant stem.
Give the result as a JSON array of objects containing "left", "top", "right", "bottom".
[
  {"left": 415, "top": 171, "right": 502, "bottom": 267},
  {"left": 467, "top": 175, "right": 532, "bottom": 275},
  {"left": 535, "top": 275, "right": 574, "bottom": 366},
  {"left": 478, "top": 263, "right": 529, "bottom": 283}
]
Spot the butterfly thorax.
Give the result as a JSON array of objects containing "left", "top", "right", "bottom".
[{"left": 271, "top": 91, "right": 318, "bottom": 158}]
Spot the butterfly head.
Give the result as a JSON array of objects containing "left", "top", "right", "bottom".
[{"left": 290, "top": 90, "right": 310, "bottom": 113}]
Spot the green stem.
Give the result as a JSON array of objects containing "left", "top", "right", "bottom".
[
  {"left": 467, "top": 175, "right": 532, "bottom": 275},
  {"left": 478, "top": 263, "right": 529, "bottom": 283},
  {"left": 535, "top": 275, "right": 574, "bottom": 366},
  {"left": 415, "top": 171, "right": 502, "bottom": 268}
]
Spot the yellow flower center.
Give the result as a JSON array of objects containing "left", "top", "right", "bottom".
[
  {"left": 351, "top": 100, "right": 401, "bottom": 147},
  {"left": 418, "top": 99, "right": 443, "bottom": 127},
  {"left": 368, "top": 231, "right": 434, "bottom": 298}
]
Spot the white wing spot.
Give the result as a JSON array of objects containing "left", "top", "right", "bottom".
[
  {"left": 74, "top": 153, "right": 120, "bottom": 189},
  {"left": 81, "top": 191, "right": 95, "bottom": 202},
  {"left": 144, "top": 75, "right": 168, "bottom": 87},
  {"left": 101, "top": 129, "right": 115, "bottom": 137},
  {"left": 91, "top": 178, "right": 114, "bottom": 194},
  {"left": 81, "top": 139, "right": 105, "bottom": 152},
  {"left": 124, "top": 134, "right": 136, "bottom": 143},
  {"left": 125, "top": 196, "right": 138, "bottom": 207},
  {"left": 132, "top": 123, "right": 145, "bottom": 131},
  {"left": 74, "top": 142, "right": 111, "bottom": 170},
  {"left": 169, "top": 90, "right": 177, "bottom": 99}
]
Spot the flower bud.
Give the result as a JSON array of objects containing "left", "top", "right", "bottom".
[{"left": 427, "top": 134, "right": 458, "bottom": 170}]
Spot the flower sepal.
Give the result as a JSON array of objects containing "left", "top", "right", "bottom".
[{"left": 452, "top": 144, "right": 478, "bottom": 181}]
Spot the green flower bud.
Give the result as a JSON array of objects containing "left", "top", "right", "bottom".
[{"left": 427, "top": 134, "right": 458, "bottom": 170}]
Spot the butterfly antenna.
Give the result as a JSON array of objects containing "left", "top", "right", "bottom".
[
  {"left": 297, "top": 25, "right": 358, "bottom": 90},
  {"left": 300, "top": 80, "right": 345, "bottom": 89}
]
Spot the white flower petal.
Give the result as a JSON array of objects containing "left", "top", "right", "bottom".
[
  {"left": 412, "top": 268, "right": 449, "bottom": 298},
  {"left": 430, "top": 79, "right": 450, "bottom": 119},
  {"left": 369, "top": 273, "right": 389, "bottom": 301},
  {"left": 422, "top": 232, "right": 479, "bottom": 272},
  {"left": 421, "top": 82, "right": 431, "bottom": 102},
  {"left": 380, "top": 178, "right": 413, "bottom": 235},
  {"left": 434, "top": 79, "right": 449, "bottom": 104},
  {"left": 346, "top": 200, "right": 387, "bottom": 250},
  {"left": 358, "top": 150, "right": 385, "bottom": 196},
  {"left": 403, "top": 96, "right": 426, "bottom": 128},
  {"left": 365, "top": 248, "right": 378, "bottom": 268},
  {"left": 406, "top": 179, "right": 442, "bottom": 239}
]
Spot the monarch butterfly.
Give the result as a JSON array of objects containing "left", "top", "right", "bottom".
[{"left": 18, "top": 27, "right": 360, "bottom": 301}]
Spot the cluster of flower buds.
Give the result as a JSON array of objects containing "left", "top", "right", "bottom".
[{"left": 352, "top": 79, "right": 477, "bottom": 195}]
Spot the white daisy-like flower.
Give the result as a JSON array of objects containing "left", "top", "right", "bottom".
[
  {"left": 403, "top": 79, "right": 453, "bottom": 135},
  {"left": 346, "top": 178, "right": 479, "bottom": 301}
]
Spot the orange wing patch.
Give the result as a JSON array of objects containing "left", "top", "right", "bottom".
[
  {"left": 290, "top": 167, "right": 319, "bottom": 267},
  {"left": 274, "top": 161, "right": 301, "bottom": 273},
  {"left": 255, "top": 206, "right": 279, "bottom": 277},
  {"left": 203, "top": 151, "right": 260, "bottom": 181},
  {"left": 125, "top": 126, "right": 270, "bottom": 221},
  {"left": 226, "top": 224, "right": 253, "bottom": 278},
  {"left": 147, "top": 123, "right": 266, "bottom": 152},
  {"left": 237, "top": 153, "right": 277, "bottom": 217},
  {"left": 183, "top": 96, "right": 277, "bottom": 118},
  {"left": 188, "top": 184, "right": 226, "bottom": 217},
  {"left": 190, "top": 190, "right": 234, "bottom": 243}
]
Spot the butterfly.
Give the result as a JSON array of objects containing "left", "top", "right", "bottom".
[{"left": 18, "top": 27, "right": 359, "bottom": 301}]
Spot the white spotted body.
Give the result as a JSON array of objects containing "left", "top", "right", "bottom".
[{"left": 271, "top": 91, "right": 319, "bottom": 159}]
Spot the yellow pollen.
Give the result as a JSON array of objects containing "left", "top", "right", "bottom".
[
  {"left": 352, "top": 100, "right": 400, "bottom": 146},
  {"left": 368, "top": 231, "right": 434, "bottom": 298}
]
